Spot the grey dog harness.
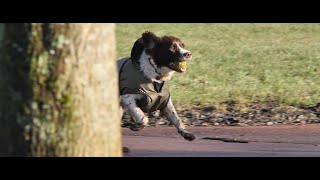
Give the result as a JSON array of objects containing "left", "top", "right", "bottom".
[{"left": 117, "top": 57, "right": 170, "bottom": 113}]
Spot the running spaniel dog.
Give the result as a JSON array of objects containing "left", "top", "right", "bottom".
[{"left": 118, "top": 31, "right": 195, "bottom": 141}]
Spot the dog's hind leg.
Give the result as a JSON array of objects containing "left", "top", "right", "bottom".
[
  {"left": 160, "top": 97, "right": 196, "bottom": 141},
  {"left": 120, "top": 94, "right": 149, "bottom": 131}
]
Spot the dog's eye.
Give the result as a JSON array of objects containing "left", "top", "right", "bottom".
[{"left": 170, "top": 44, "right": 177, "bottom": 51}]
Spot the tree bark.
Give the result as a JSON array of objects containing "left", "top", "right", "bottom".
[{"left": 0, "top": 23, "right": 121, "bottom": 157}]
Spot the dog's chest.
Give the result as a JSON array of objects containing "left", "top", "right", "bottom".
[{"left": 119, "top": 59, "right": 170, "bottom": 112}]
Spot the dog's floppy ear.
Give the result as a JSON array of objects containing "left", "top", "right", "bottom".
[
  {"left": 142, "top": 31, "right": 159, "bottom": 50},
  {"left": 130, "top": 31, "right": 159, "bottom": 64}
]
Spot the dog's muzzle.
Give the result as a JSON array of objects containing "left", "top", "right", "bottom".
[{"left": 169, "top": 51, "right": 192, "bottom": 73}]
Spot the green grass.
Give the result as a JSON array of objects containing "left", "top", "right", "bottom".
[{"left": 116, "top": 23, "right": 320, "bottom": 107}]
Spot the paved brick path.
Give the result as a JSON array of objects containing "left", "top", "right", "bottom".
[{"left": 122, "top": 125, "right": 320, "bottom": 157}]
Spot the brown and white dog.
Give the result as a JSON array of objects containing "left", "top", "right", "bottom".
[{"left": 118, "top": 31, "right": 195, "bottom": 141}]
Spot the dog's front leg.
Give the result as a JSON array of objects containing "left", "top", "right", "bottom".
[
  {"left": 120, "top": 94, "right": 149, "bottom": 131},
  {"left": 160, "top": 97, "right": 196, "bottom": 141}
]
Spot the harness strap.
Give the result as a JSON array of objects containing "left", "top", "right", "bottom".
[{"left": 117, "top": 57, "right": 130, "bottom": 77}]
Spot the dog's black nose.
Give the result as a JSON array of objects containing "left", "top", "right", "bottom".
[{"left": 183, "top": 52, "right": 192, "bottom": 58}]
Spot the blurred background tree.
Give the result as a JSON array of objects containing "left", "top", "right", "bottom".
[{"left": 0, "top": 23, "right": 121, "bottom": 157}]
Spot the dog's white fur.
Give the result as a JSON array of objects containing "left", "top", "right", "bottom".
[
  {"left": 120, "top": 94, "right": 149, "bottom": 125},
  {"left": 139, "top": 50, "right": 176, "bottom": 83}
]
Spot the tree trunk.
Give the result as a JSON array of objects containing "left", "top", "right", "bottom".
[{"left": 0, "top": 23, "right": 121, "bottom": 157}]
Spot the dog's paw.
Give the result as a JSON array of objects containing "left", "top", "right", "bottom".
[
  {"left": 183, "top": 132, "right": 196, "bottom": 141},
  {"left": 178, "top": 129, "right": 196, "bottom": 141},
  {"left": 129, "top": 123, "right": 144, "bottom": 131},
  {"left": 123, "top": 146, "right": 130, "bottom": 153}
]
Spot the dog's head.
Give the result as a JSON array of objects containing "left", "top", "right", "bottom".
[{"left": 131, "top": 31, "right": 192, "bottom": 73}]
